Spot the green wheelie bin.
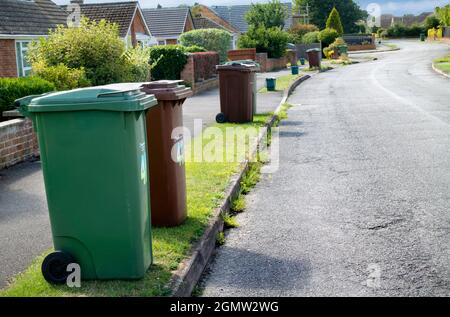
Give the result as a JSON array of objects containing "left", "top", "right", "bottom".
[{"left": 16, "top": 85, "right": 158, "bottom": 284}]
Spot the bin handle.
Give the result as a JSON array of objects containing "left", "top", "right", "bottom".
[
  {"left": 15, "top": 93, "right": 52, "bottom": 118},
  {"left": 97, "top": 89, "right": 142, "bottom": 99}
]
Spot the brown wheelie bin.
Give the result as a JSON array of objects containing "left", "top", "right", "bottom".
[
  {"left": 216, "top": 62, "right": 259, "bottom": 123},
  {"left": 140, "top": 80, "right": 192, "bottom": 227},
  {"left": 306, "top": 48, "right": 321, "bottom": 68}
]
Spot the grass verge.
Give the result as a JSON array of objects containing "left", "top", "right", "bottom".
[
  {"left": 434, "top": 55, "right": 450, "bottom": 73},
  {"left": 259, "top": 74, "right": 302, "bottom": 93},
  {"left": 0, "top": 113, "right": 272, "bottom": 297}
]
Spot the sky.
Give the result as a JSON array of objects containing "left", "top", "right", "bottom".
[{"left": 54, "top": 0, "right": 450, "bottom": 15}]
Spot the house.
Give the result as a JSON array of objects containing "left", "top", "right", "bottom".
[
  {"left": 0, "top": 0, "right": 67, "bottom": 77},
  {"left": 142, "top": 7, "right": 194, "bottom": 45},
  {"left": 380, "top": 12, "right": 432, "bottom": 28},
  {"left": 62, "top": 0, "right": 154, "bottom": 47},
  {"left": 191, "top": 5, "right": 241, "bottom": 49},
  {"left": 210, "top": 3, "right": 293, "bottom": 33}
]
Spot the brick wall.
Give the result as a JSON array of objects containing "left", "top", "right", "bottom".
[
  {"left": 256, "top": 53, "right": 290, "bottom": 72},
  {"left": 227, "top": 48, "right": 257, "bottom": 61},
  {"left": 181, "top": 52, "right": 219, "bottom": 94},
  {"left": 0, "top": 118, "right": 39, "bottom": 169},
  {"left": 348, "top": 43, "right": 376, "bottom": 51},
  {"left": 0, "top": 39, "right": 18, "bottom": 77}
]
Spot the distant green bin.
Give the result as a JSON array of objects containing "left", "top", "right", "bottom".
[
  {"left": 266, "top": 77, "right": 276, "bottom": 91},
  {"left": 16, "top": 85, "right": 158, "bottom": 283},
  {"left": 337, "top": 45, "right": 348, "bottom": 55}
]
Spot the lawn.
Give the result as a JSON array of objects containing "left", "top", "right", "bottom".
[
  {"left": 259, "top": 74, "right": 303, "bottom": 93},
  {"left": 0, "top": 113, "right": 272, "bottom": 297},
  {"left": 434, "top": 56, "right": 450, "bottom": 73}
]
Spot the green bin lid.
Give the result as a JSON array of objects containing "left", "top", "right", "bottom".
[{"left": 20, "top": 84, "right": 158, "bottom": 113}]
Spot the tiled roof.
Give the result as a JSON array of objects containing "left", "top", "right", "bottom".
[
  {"left": 211, "top": 3, "right": 292, "bottom": 33},
  {"left": 142, "top": 7, "right": 190, "bottom": 37},
  {"left": 193, "top": 17, "right": 227, "bottom": 31},
  {"left": 0, "top": 0, "right": 67, "bottom": 36},
  {"left": 62, "top": 1, "right": 139, "bottom": 38}
]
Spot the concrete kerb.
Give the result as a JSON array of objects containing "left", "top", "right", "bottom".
[
  {"left": 348, "top": 45, "right": 400, "bottom": 55},
  {"left": 167, "top": 74, "right": 312, "bottom": 297},
  {"left": 432, "top": 62, "right": 450, "bottom": 79}
]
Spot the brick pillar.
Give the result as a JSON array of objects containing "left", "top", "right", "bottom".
[
  {"left": 180, "top": 54, "right": 195, "bottom": 88},
  {"left": 0, "top": 39, "right": 18, "bottom": 77}
]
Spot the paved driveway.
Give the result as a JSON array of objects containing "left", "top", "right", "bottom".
[{"left": 202, "top": 40, "right": 450, "bottom": 296}]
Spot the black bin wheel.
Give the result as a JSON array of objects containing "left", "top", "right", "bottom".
[
  {"left": 41, "top": 251, "right": 75, "bottom": 284},
  {"left": 216, "top": 112, "right": 226, "bottom": 124}
]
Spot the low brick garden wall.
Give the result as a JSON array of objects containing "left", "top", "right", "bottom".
[
  {"left": 256, "top": 50, "right": 297, "bottom": 72},
  {"left": 0, "top": 118, "right": 39, "bottom": 169},
  {"left": 227, "top": 48, "right": 257, "bottom": 61},
  {"left": 348, "top": 43, "right": 376, "bottom": 51},
  {"left": 181, "top": 52, "right": 220, "bottom": 94}
]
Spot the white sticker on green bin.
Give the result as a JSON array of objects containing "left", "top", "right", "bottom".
[{"left": 140, "top": 142, "right": 147, "bottom": 185}]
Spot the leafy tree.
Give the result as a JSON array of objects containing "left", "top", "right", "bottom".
[
  {"left": 424, "top": 15, "right": 441, "bottom": 31},
  {"left": 435, "top": 5, "right": 450, "bottom": 27},
  {"left": 326, "top": 7, "right": 344, "bottom": 34},
  {"left": 293, "top": 0, "right": 366, "bottom": 34},
  {"left": 245, "top": 0, "right": 288, "bottom": 29},
  {"left": 179, "top": 28, "right": 232, "bottom": 61},
  {"left": 238, "top": 26, "right": 288, "bottom": 58}
]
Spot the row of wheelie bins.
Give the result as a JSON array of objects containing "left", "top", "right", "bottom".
[
  {"left": 16, "top": 60, "right": 264, "bottom": 284},
  {"left": 16, "top": 80, "right": 192, "bottom": 283}
]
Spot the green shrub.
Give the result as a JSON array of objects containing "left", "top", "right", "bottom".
[
  {"left": 326, "top": 7, "right": 344, "bottom": 35},
  {"left": 386, "top": 23, "right": 425, "bottom": 37},
  {"left": 288, "top": 24, "right": 319, "bottom": 44},
  {"left": 28, "top": 18, "right": 134, "bottom": 86},
  {"left": 0, "top": 77, "right": 55, "bottom": 113},
  {"left": 183, "top": 45, "right": 207, "bottom": 53},
  {"left": 31, "top": 61, "right": 90, "bottom": 91},
  {"left": 121, "top": 46, "right": 151, "bottom": 82},
  {"left": 149, "top": 45, "right": 188, "bottom": 81},
  {"left": 179, "top": 29, "right": 232, "bottom": 62},
  {"left": 377, "top": 28, "right": 385, "bottom": 38},
  {"left": 319, "top": 28, "right": 339, "bottom": 47},
  {"left": 238, "top": 26, "right": 289, "bottom": 58},
  {"left": 301, "top": 31, "right": 320, "bottom": 43}
]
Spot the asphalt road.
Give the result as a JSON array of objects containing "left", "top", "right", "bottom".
[{"left": 201, "top": 40, "right": 450, "bottom": 296}]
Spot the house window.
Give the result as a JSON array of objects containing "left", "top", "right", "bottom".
[
  {"left": 16, "top": 41, "right": 31, "bottom": 77},
  {"left": 158, "top": 40, "right": 166, "bottom": 45}
]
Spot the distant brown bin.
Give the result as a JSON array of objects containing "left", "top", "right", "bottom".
[
  {"left": 306, "top": 48, "right": 321, "bottom": 68},
  {"left": 140, "top": 80, "right": 192, "bottom": 227},
  {"left": 216, "top": 62, "right": 259, "bottom": 123}
]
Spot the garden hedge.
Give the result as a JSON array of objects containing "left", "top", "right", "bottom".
[{"left": 0, "top": 77, "right": 55, "bottom": 114}]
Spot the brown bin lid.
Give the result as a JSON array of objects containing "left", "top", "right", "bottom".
[{"left": 140, "top": 80, "right": 192, "bottom": 101}]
